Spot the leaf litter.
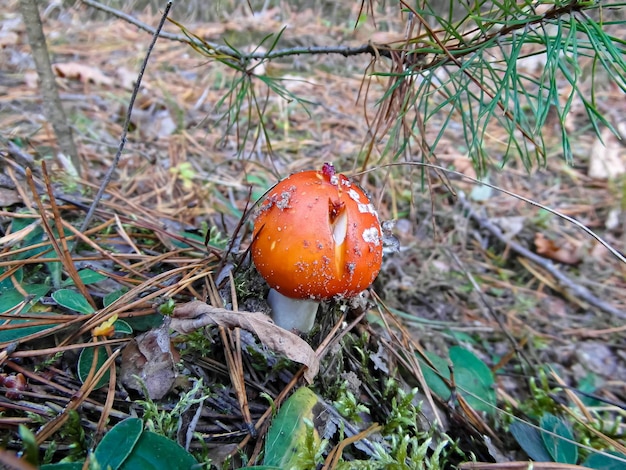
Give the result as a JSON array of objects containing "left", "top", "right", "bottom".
[{"left": 0, "top": 1, "right": 625, "bottom": 468}]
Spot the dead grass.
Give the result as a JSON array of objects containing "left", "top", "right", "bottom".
[{"left": 0, "top": 1, "right": 625, "bottom": 468}]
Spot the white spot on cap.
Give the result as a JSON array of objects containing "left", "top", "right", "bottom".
[
  {"left": 348, "top": 189, "right": 361, "bottom": 202},
  {"left": 362, "top": 227, "right": 381, "bottom": 246},
  {"left": 357, "top": 203, "right": 376, "bottom": 214}
]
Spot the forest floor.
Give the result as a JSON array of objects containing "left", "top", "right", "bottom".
[{"left": 0, "top": 1, "right": 625, "bottom": 469}]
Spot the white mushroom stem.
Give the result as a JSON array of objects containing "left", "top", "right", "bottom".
[{"left": 267, "top": 289, "right": 320, "bottom": 333}]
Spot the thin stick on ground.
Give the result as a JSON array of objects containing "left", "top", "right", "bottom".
[
  {"left": 457, "top": 193, "right": 626, "bottom": 321},
  {"left": 78, "top": 1, "right": 173, "bottom": 236}
]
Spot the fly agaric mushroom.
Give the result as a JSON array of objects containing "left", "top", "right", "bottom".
[{"left": 251, "top": 163, "right": 383, "bottom": 332}]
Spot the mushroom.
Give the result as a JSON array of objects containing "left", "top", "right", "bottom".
[{"left": 251, "top": 163, "right": 383, "bottom": 332}]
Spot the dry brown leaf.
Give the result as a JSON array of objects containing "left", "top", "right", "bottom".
[
  {"left": 0, "top": 31, "right": 18, "bottom": 48},
  {"left": 24, "top": 71, "right": 39, "bottom": 89},
  {"left": 130, "top": 107, "right": 177, "bottom": 140},
  {"left": 119, "top": 320, "right": 177, "bottom": 399},
  {"left": 115, "top": 66, "right": 138, "bottom": 91},
  {"left": 0, "top": 187, "right": 21, "bottom": 207},
  {"left": 52, "top": 62, "right": 113, "bottom": 87},
  {"left": 588, "top": 127, "right": 626, "bottom": 180},
  {"left": 534, "top": 233, "right": 582, "bottom": 265},
  {"left": 171, "top": 301, "right": 319, "bottom": 383}
]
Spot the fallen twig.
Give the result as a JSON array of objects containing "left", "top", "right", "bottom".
[
  {"left": 78, "top": 1, "right": 172, "bottom": 236},
  {"left": 458, "top": 193, "right": 626, "bottom": 321},
  {"left": 81, "top": 0, "right": 380, "bottom": 60}
]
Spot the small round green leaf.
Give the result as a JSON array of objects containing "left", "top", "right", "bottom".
[
  {"left": 104, "top": 289, "right": 126, "bottom": 307},
  {"left": 94, "top": 418, "right": 143, "bottom": 470},
  {"left": 77, "top": 346, "right": 110, "bottom": 389},
  {"left": 510, "top": 421, "right": 553, "bottom": 462},
  {"left": 540, "top": 413, "right": 578, "bottom": 464},
  {"left": 123, "top": 313, "right": 164, "bottom": 332},
  {"left": 418, "top": 352, "right": 451, "bottom": 401},
  {"left": 119, "top": 431, "right": 197, "bottom": 470},
  {"left": 52, "top": 289, "right": 94, "bottom": 314},
  {"left": 449, "top": 346, "right": 496, "bottom": 414},
  {"left": 114, "top": 319, "right": 133, "bottom": 334},
  {"left": 0, "top": 285, "right": 54, "bottom": 343},
  {"left": 418, "top": 346, "right": 496, "bottom": 415},
  {"left": 584, "top": 451, "right": 626, "bottom": 470},
  {"left": 0, "top": 284, "right": 50, "bottom": 311},
  {"left": 62, "top": 269, "right": 108, "bottom": 286}
]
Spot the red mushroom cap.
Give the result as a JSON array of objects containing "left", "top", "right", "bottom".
[{"left": 251, "top": 167, "right": 383, "bottom": 300}]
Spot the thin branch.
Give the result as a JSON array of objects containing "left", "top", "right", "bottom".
[
  {"left": 80, "top": 0, "right": 381, "bottom": 60},
  {"left": 375, "top": 163, "right": 626, "bottom": 266},
  {"left": 19, "top": 0, "right": 80, "bottom": 175},
  {"left": 457, "top": 193, "right": 626, "bottom": 321},
  {"left": 81, "top": 0, "right": 591, "bottom": 65},
  {"left": 78, "top": 2, "right": 172, "bottom": 235}
]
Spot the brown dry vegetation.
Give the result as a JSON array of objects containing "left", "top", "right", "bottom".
[{"left": 0, "top": 1, "right": 625, "bottom": 469}]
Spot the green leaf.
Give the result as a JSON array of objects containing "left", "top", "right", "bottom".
[
  {"left": 43, "top": 249, "right": 63, "bottom": 288},
  {"left": 0, "top": 284, "right": 50, "bottom": 311},
  {"left": 169, "top": 231, "right": 205, "bottom": 250},
  {"left": 19, "top": 424, "right": 39, "bottom": 467},
  {"left": 419, "top": 352, "right": 452, "bottom": 401},
  {"left": 14, "top": 222, "right": 46, "bottom": 260},
  {"left": 584, "top": 451, "right": 626, "bottom": 470},
  {"left": 52, "top": 289, "right": 94, "bottom": 314},
  {"left": 114, "top": 319, "right": 133, "bottom": 334},
  {"left": 119, "top": 431, "right": 197, "bottom": 470},
  {"left": 418, "top": 346, "right": 496, "bottom": 415},
  {"left": 94, "top": 418, "right": 143, "bottom": 470},
  {"left": 0, "top": 285, "right": 56, "bottom": 343},
  {"left": 449, "top": 346, "right": 496, "bottom": 414},
  {"left": 104, "top": 289, "right": 126, "bottom": 307},
  {"left": 77, "top": 346, "right": 110, "bottom": 389},
  {"left": 123, "top": 313, "right": 164, "bottom": 332},
  {"left": 63, "top": 269, "right": 108, "bottom": 286},
  {"left": 0, "top": 267, "right": 22, "bottom": 290},
  {"left": 510, "top": 421, "right": 553, "bottom": 462},
  {"left": 264, "top": 387, "right": 321, "bottom": 468},
  {"left": 540, "top": 413, "right": 578, "bottom": 464},
  {"left": 0, "top": 319, "right": 58, "bottom": 343},
  {"left": 40, "top": 463, "right": 84, "bottom": 470}
]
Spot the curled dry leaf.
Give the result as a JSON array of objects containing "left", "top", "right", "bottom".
[
  {"left": 120, "top": 319, "right": 178, "bottom": 399},
  {"left": 0, "top": 187, "right": 21, "bottom": 206},
  {"left": 588, "top": 128, "right": 626, "bottom": 180},
  {"left": 0, "top": 373, "right": 27, "bottom": 399},
  {"left": 534, "top": 233, "right": 582, "bottom": 265},
  {"left": 171, "top": 301, "right": 319, "bottom": 383},
  {"left": 52, "top": 62, "right": 113, "bottom": 87}
]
